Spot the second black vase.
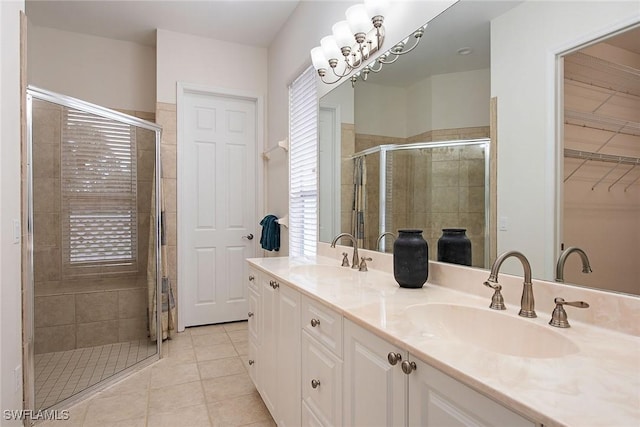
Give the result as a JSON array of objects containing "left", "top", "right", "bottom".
[
  {"left": 437, "top": 228, "right": 472, "bottom": 266},
  {"left": 393, "top": 229, "right": 428, "bottom": 288}
]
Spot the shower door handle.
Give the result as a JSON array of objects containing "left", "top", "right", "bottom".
[{"left": 243, "top": 234, "right": 254, "bottom": 240}]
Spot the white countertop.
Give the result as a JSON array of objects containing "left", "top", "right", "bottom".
[{"left": 247, "top": 254, "right": 640, "bottom": 427}]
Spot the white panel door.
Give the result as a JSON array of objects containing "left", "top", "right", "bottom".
[{"left": 182, "top": 89, "right": 256, "bottom": 326}]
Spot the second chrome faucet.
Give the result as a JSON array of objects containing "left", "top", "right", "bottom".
[{"left": 484, "top": 250, "right": 536, "bottom": 318}]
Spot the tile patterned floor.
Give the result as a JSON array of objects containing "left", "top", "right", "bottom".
[
  {"left": 35, "top": 340, "right": 157, "bottom": 410},
  {"left": 37, "top": 321, "right": 275, "bottom": 427}
]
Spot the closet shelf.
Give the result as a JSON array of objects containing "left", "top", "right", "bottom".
[
  {"left": 564, "top": 109, "right": 640, "bottom": 137},
  {"left": 564, "top": 148, "right": 640, "bottom": 166},
  {"left": 564, "top": 52, "right": 640, "bottom": 97}
]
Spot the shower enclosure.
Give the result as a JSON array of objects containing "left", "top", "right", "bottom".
[
  {"left": 346, "top": 139, "right": 490, "bottom": 267},
  {"left": 24, "top": 87, "right": 162, "bottom": 411}
]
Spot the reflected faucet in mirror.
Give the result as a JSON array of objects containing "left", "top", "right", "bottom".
[
  {"left": 331, "top": 233, "right": 360, "bottom": 269},
  {"left": 484, "top": 251, "right": 536, "bottom": 318},
  {"left": 376, "top": 232, "right": 396, "bottom": 251},
  {"left": 555, "top": 247, "right": 593, "bottom": 283}
]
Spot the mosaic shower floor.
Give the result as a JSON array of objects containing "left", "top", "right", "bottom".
[{"left": 35, "top": 339, "right": 157, "bottom": 410}]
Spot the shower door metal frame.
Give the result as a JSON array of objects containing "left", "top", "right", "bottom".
[{"left": 24, "top": 86, "right": 163, "bottom": 416}]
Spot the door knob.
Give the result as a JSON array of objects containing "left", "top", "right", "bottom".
[{"left": 243, "top": 233, "right": 254, "bottom": 240}]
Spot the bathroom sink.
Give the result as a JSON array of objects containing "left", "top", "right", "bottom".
[{"left": 404, "top": 303, "right": 579, "bottom": 358}]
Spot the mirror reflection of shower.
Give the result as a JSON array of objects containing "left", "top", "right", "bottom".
[
  {"left": 27, "top": 88, "right": 162, "bottom": 411},
  {"left": 341, "top": 139, "right": 490, "bottom": 267}
]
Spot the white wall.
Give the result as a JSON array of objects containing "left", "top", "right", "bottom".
[
  {"left": 320, "top": 80, "right": 354, "bottom": 124},
  {"left": 355, "top": 68, "right": 490, "bottom": 138},
  {"left": 267, "top": 0, "right": 457, "bottom": 255},
  {"left": 27, "top": 25, "right": 156, "bottom": 112},
  {"left": 1, "top": 1, "right": 25, "bottom": 425},
  {"left": 156, "top": 29, "right": 268, "bottom": 104},
  {"left": 430, "top": 68, "right": 490, "bottom": 131},
  {"left": 491, "top": 1, "right": 640, "bottom": 278},
  {"left": 355, "top": 83, "right": 408, "bottom": 137}
]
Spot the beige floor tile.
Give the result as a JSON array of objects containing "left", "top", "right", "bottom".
[
  {"left": 149, "top": 380, "right": 205, "bottom": 412},
  {"left": 84, "top": 418, "right": 146, "bottom": 427},
  {"left": 195, "top": 343, "right": 238, "bottom": 362},
  {"left": 147, "top": 403, "right": 212, "bottom": 427},
  {"left": 191, "top": 333, "right": 232, "bottom": 347},
  {"left": 226, "top": 330, "right": 248, "bottom": 343},
  {"left": 36, "top": 401, "right": 89, "bottom": 427},
  {"left": 189, "top": 324, "right": 226, "bottom": 336},
  {"left": 99, "top": 367, "right": 151, "bottom": 397},
  {"left": 207, "top": 392, "right": 272, "bottom": 426},
  {"left": 222, "top": 321, "right": 248, "bottom": 332},
  {"left": 82, "top": 390, "right": 148, "bottom": 427},
  {"left": 202, "top": 372, "right": 256, "bottom": 403},
  {"left": 198, "top": 357, "right": 245, "bottom": 380},
  {"left": 167, "top": 332, "right": 193, "bottom": 348},
  {"left": 167, "top": 345, "right": 197, "bottom": 363},
  {"left": 232, "top": 341, "right": 248, "bottom": 356},
  {"left": 150, "top": 360, "right": 200, "bottom": 389},
  {"left": 239, "top": 355, "right": 251, "bottom": 373}
]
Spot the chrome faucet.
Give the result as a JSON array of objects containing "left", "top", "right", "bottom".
[
  {"left": 331, "top": 233, "right": 359, "bottom": 269},
  {"left": 484, "top": 251, "right": 536, "bottom": 318},
  {"left": 376, "top": 232, "right": 396, "bottom": 251},
  {"left": 555, "top": 247, "right": 592, "bottom": 282}
]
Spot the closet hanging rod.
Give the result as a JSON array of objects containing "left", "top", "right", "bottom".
[{"left": 564, "top": 148, "right": 640, "bottom": 166}]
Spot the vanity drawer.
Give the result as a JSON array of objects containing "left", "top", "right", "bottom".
[{"left": 302, "top": 296, "right": 343, "bottom": 358}]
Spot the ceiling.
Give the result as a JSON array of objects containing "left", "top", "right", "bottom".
[{"left": 25, "top": 0, "right": 301, "bottom": 48}]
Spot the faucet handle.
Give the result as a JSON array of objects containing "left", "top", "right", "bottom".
[
  {"left": 483, "top": 281, "right": 506, "bottom": 310},
  {"left": 359, "top": 257, "right": 373, "bottom": 272},
  {"left": 341, "top": 252, "right": 350, "bottom": 267},
  {"left": 549, "top": 297, "right": 589, "bottom": 328}
]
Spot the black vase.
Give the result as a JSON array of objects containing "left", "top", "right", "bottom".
[
  {"left": 393, "top": 229, "right": 428, "bottom": 288},
  {"left": 437, "top": 228, "right": 472, "bottom": 266}
]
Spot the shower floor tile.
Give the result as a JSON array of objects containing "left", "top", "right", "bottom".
[{"left": 35, "top": 339, "right": 157, "bottom": 410}]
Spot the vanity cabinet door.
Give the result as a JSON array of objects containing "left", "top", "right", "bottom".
[
  {"left": 408, "top": 357, "right": 535, "bottom": 427},
  {"left": 343, "top": 319, "right": 407, "bottom": 427},
  {"left": 258, "top": 273, "right": 278, "bottom": 417},
  {"left": 301, "top": 331, "right": 343, "bottom": 426},
  {"left": 277, "top": 283, "right": 302, "bottom": 427}
]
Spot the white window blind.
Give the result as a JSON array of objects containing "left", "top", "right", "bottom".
[
  {"left": 61, "top": 108, "right": 138, "bottom": 274},
  {"left": 289, "top": 66, "right": 318, "bottom": 257}
]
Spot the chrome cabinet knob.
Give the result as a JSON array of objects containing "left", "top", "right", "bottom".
[
  {"left": 311, "top": 379, "right": 321, "bottom": 389},
  {"left": 387, "top": 352, "right": 402, "bottom": 366},
  {"left": 247, "top": 312, "right": 254, "bottom": 318},
  {"left": 249, "top": 275, "right": 255, "bottom": 281},
  {"left": 248, "top": 360, "right": 254, "bottom": 366},
  {"left": 272, "top": 282, "right": 279, "bottom": 289},
  {"left": 401, "top": 360, "right": 417, "bottom": 375},
  {"left": 310, "top": 318, "right": 320, "bottom": 327}
]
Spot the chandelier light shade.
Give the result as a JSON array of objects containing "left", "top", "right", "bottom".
[{"left": 310, "top": 0, "right": 425, "bottom": 86}]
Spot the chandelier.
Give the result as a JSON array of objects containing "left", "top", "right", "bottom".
[{"left": 310, "top": 0, "right": 426, "bottom": 86}]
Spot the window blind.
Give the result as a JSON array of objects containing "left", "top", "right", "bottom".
[
  {"left": 289, "top": 66, "right": 318, "bottom": 257},
  {"left": 61, "top": 108, "right": 138, "bottom": 274}
]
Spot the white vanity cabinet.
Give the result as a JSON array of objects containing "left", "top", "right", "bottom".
[
  {"left": 343, "top": 320, "right": 536, "bottom": 427},
  {"left": 248, "top": 268, "right": 301, "bottom": 427},
  {"left": 408, "top": 357, "right": 535, "bottom": 427},
  {"left": 301, "top": 296, "right": 343, "bottom": 426},
  {"left": 343, "top": 319, "right": 408, "bottom": 427}
]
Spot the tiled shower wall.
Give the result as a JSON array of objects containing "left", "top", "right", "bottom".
[
  {"left": 32, "top": 100, "right": 155, "bottom": 354},
  {"left": 342, "top": 126, "right": 489, "bottom": 267}
]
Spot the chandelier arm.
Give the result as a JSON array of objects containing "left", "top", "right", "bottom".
[
  {"left": 331, "top": 63, "right": 354, "bottom": 78},
  {"left": 377, "top": 54, "right": 401, "bottom": 65},
  {"left": 390, "top": 34, "right": 423, "bottom": 56}
]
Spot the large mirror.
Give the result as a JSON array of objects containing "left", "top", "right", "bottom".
[{"left": 318, "top": 0, "right": 640, "bottom": 296}]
